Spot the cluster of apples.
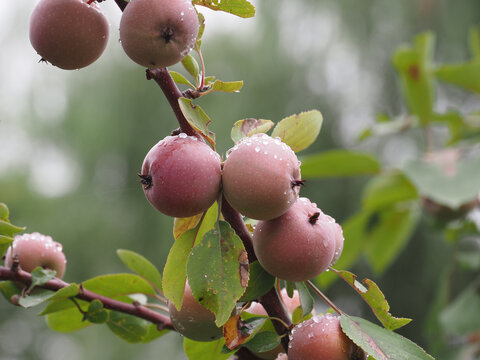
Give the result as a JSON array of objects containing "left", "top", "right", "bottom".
[
  {"left": 28, "top": 0, "right": 199, "bottom": 70},
  {"left": 140, "top": 132, "right": 344, "bottom": 282}
]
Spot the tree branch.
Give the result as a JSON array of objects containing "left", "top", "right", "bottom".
[
  {"left": 146, "top": 68, "right": 198, "bottom": 137},
  {"left": 0, "top": 266, "right": 174, "bottom": 330}
]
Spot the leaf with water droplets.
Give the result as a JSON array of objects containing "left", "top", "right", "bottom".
[
  {"left": 187, "top": 221, "right": 248, "bottom": 326},
  {"left": 231, "top": 118, "right": 274, "bottom": 144},
  {"left": 341, "top": 315, "right": 434, "bottom": 360}
]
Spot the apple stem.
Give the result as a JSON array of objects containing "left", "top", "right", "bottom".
[{"left": 306, "top": 279, "right": 343, "bottom": 315}]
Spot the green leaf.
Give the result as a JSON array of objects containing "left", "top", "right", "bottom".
[
  {"left": 294, "top": 282, "right": 314, "bottom": 320},
  {"left": 0, "top": 219, "right": 25, "bottom": 237},
  {"left": 393, "top": 32, "right": 435, "bottom": 125},
  {"left": 46, "top": 304, "right": 92, "bottom": 332},
  {"left": 271, "top": 110, "right": 323, "bottom": 152},
  {"left": 333, "top": 270, "right": 411, "bottom": 331},
  {"left": 244, "top": 331, "right": 281, "bottom": 354},
  {"left": 435, "top": 61, "right": 480, "bottom": 94},
  {"left": 181, "top": 54, "right": 200, "bottom": 82},
  {"left": 231, "top": 118, "right": 274, "bottom": 144},
  {"left": 178, "top": 97, "right": 215, "bottom": 146},
  {"left": 301, "top": 150, "right": 381, "bottom": 178},
  {"left": 341, "top": 315, "right": 434, "bottom": 360},
  {"left": 184, "top": 337, "right": 232, "bottom": 360},
  {"left": 209, "top": 79, "right": 243, "bottom": 93},
  {"left": 362, "top": 172, "right": 418, "bottom": 211},
  {"left": 0, "top": 281, "right": 21, "bottom": 302},
  {"left": 0, "top": 203, "right": 9, "bottom": 221},
  {"left": 83, "top": 273, "right": 156, "bottom": 299},
  {"left": 403, "top": 156, "right": 480, "bottom": 209},
  {"left": 28, "top": 267, "right": 56, "bottom": 292},
  {"left": 163, "top": 204, "right": 218, "bottom": 310},
  {"left": 48, "top": 283, "right": 79, "bottom": 301},
  {"left": 187, "top": 221, "right": 248, "bottom": 326},
  {"left": 439, "top": 279, "right": 480, "bottom": 336},
  {"left": 117, "top": 249, "right": 163, "bottom": 292},
  {"left": 107, "top": 311, "right": 149, "bottom": 343},
  {"left": 141, "top": 324, "right": 169, "bottom": 343},
  {"left": 19, "top": 289, "right": 54, "bottom": 308},
  {"left": 86, "top": 299, "right": 109, "bottom": 324},
  {"left": 239, "top": 261, "right": 275, "bottom": 302},
  {"left": 40, "top": 298, "right": 78, "bottom": 316},
  {"left": 169, "top": 70, "right": 195, "bottom": 88},
  {"left": 0, "top": 235, "right": 13, "bottom": 257},
  {"left": 196, "top": 12, "right": 206, "bottom": 45},
  {"left": 192, "top": 0, "right": 256, "bottom": 18},
  {"left": 366, "top": 206, "right": 420, "bottom": 273}
]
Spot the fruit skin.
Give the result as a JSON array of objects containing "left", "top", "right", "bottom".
[
  {"left": 29, "top": 0, "right": 109, "bottom": 70},
  {"left": 288, "top": 314, "right": 358, "bottom": 360},
  {"left": 330, "top": 222, "right": 344, "bottom": 266},
  {"left": 253, "top": 197, "right": 337, "bottom": 282},
  {"left": 168, "top": 281, "right": 223, "bottom": 342},
  {"left": 4, "top": 232, "right": 67, "bottom": 279},
  {"left": 222, "top": 134, "right": 302, "bottom": 220},
  {"left": 120, "top": 0, "right": 199, "bottom": 68},
  {"left": 140, "top": 134, "right": 222, "bottom": 218}
]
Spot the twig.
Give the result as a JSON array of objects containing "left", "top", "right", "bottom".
[{"left": 0, "top": 266, "right": 174, "bottom": 330}]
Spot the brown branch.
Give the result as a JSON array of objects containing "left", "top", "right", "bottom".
[
  {"left": 146, "top": 68, "right": 198, "bottom": 137},
  {"left": 0, "top": 266, "right": 174, "bottom": 330}
]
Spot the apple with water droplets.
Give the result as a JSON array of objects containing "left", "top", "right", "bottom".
[
  {"left": 222, "top": 134, "right": 303, "bottom": 220},
  {"left": 120, "top": 0, "right": 199, "bottom": 68},
  {"left": 29, "top": 0, "right": 109, "bottom": 70},
  {"left": 139, "top": 134, "right": 222, "bottom": 218},
  {"left": 253, "top": 197, "right": 337, "bottom": 282},
  {"left": 5, "top": 232, "right": 67, "bottom": 279}
]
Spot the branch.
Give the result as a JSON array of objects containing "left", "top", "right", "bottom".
[
  {"left": 0, "top": 266, "right": 174, "bottom": 330},
  {"left": 146, "top": 68, "right": 198, "bottom": 137}
]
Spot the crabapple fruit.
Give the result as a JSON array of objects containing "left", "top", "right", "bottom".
[
  {"left": 168, "top": 281, "right": 223, "bottom": 342},
  {"left": 29, "top": 0, "right": 109, "bottom": 70},
  {"left": 139, "top": 134, "right": 221, "bottom": 218},
  {"left": 222, "top": 134, "right": 303, "bottom": 220},
  {"left": 289, "top": 314, "right": 362, "bottom": 360},
  {"left": 120, "top": 0, "right": 199, "bottom": 68},
  {"left": 253, "top": 197, "right": 337, "bottom": 282},
  {"left": 5, "top": 232, "right": 66, "bottom": 279}
]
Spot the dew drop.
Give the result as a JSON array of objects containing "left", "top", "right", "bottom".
[{"left": 254, "top": 147, "right": 260, "bottom": 152}]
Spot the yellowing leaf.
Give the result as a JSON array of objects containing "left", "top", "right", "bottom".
[{"left": 271, "top": 110, "right": 323, "bottom": 152}]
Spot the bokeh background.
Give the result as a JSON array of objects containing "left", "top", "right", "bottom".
[{"left": 0, "top": 0, "right": 479, "bottom": 359}]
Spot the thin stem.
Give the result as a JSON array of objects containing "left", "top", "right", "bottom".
[
  {"left": 306, "top": 280, "right": 343, "bottom": 315},
  {"left": 0, "top": 266, "right": 174, "bottom": 330}
]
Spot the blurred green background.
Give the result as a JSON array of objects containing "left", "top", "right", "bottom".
[{"left": 0, "top": 0, "right": 479, "bottom": 359}]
